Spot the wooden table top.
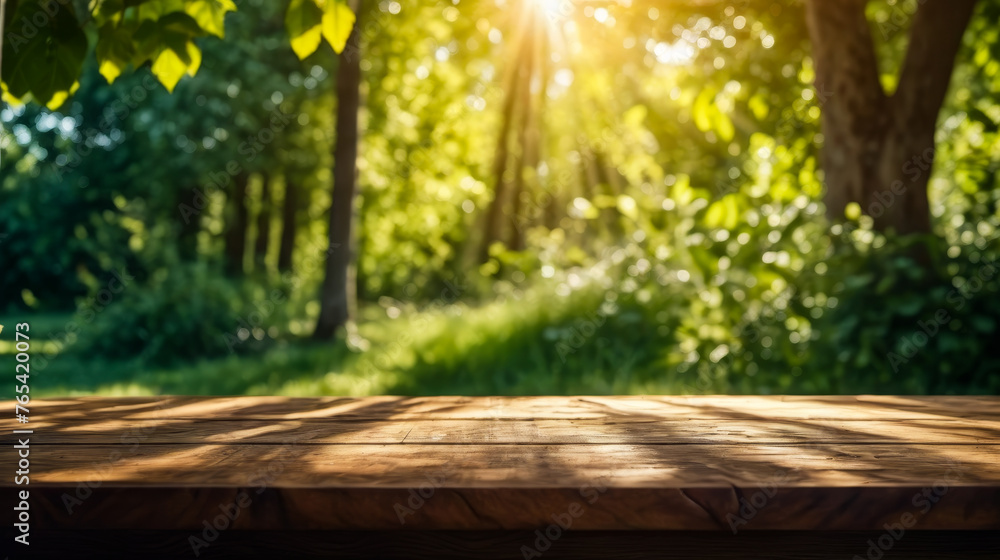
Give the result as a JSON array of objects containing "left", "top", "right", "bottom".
[{"left": 3, "top": 395, "right": 999, "bottom": 531}]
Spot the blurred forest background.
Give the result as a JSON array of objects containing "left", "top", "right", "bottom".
[{"left": 1, "top": 0, "right": 999, "bottom": 397}]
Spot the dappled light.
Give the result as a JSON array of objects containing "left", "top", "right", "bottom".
[{"left": 0, "top": 0, "right": 999, "bottom": 397}]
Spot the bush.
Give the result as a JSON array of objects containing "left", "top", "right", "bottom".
[
  {"left": 78, "top": 262, "right": 257, "bottom": 364},
  {"left": 810, "top": 234, "right": 1000, "bottom": 393}
]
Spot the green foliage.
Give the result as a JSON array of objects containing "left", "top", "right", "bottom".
[
  {"left": 2, "top": 0, "right": 999, "bottom": 397},
  {"left": 0, "top": 72, "right": 144, "bottom": 311},
  {"left": 1, "top": 0, "right": 351, "bottom": 106},
  {"left": 77, "top": 261, "right": 246, "bottom": 364},
  {"left": 285, "top": 0, "right": 354, "bottom": 59},
  {"left": 814, "top": 235, "right": 1000, "bottom": 393},
  {"left": 1, "top": 0, "right": 237, "bottom": 106},
  {"left": 1, "top": 3, "right": 87, "bottom": 107}
]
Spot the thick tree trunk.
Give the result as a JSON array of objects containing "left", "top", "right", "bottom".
[
  {"left": 314, "top": 8, "right": 363, "bottom": 340},
  {"left": 805, "top": 0, "right": 975, "bottom": 236},
  {"left": 223, "top": 172, "right": 250, "bottom": 275},
  {"left": 278, "top": 175, "right": 298, "bottom": 271},
  {"left": 254, "top": 173, "right": 272, "bottom": 267}
]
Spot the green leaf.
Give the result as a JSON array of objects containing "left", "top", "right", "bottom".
[
  {"left": 158, "top": 12, "right": 206, "bottom": 38},
  {"left": 184, "top": 0, "right": 237, "bottom": 38},
  {"left": 96, "top": 23, "right": 137, "bottom": 84},
  {"left": 98, "top": 60, "right": 124, "bottom": 84},
  {"left": 321, "top": 0, "right": 356, "bottom": 54},
  {"left": 286, "top": 0, "right": 324, "bottom": 60},
  {"left": 186, "top": 42, "right": 203, "bottom": 76},
  {"left": 151, "top": 48, "right": 187, "bottom": 92},
  {"left": 151, "top": 42, "right": 201, "bottom": 92},
  {"left": 138, "top": 0, "right": 190, "bottom": 21},
  {"left": 133, "top": 19, "right": 165, "bottom": 61},
  {"left": 2, "top": 5, "right": 88, "bottom": 106}
]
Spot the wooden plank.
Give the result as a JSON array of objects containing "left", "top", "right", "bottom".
[
  {"left": 14, "top": 395, "right": 1000, "bottom": 422},
  {"left": 14, "top": 486, "right": 1000, "bottom": 531},
  {"left": 17, "top": 443, "right": 999, "bottom": 487},
  {"left": 17, "top": 417, "right": 1000, "bottom": 445},
  {"left": 2, "top": 396, "right": 997, "bottom": 532}
]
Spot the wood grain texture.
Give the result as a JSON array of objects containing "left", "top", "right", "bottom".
[
  {"left": 16, "top": 443, "right": 1000, "bottom": 487},
  {"left": 18, "top": 417, "right": 1000, "bottom": 445},
  {"left": 18, "top": 395, "right": 1000, "bottom": 420},
  {"left": 1, "top": 396, "right": 998, "bottom": 532}
]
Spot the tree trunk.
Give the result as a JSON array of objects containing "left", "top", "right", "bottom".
[
  {"left": 479, "top": 67, "right": 520, "bottom": 262},
  {"left": 506, "top": 20, "right": 538, "bottom": 252},
  {"left": 224, "top": 172, "right": 250, "bottom": 275},
  {"left": 478, "top": 8, "right": 534, "bottom": 263},
  {"left": 254, "top": 172, "right": 272, "bottom": 267},
  {"left": 313, "top": 7, "right": 363, "bottom": 340},
  {"left": 594, "top": 150, "right": 624, "bottom": 237},
  {"left": 278, "top": 175, "right": 298, "bottom": 271},
  {"left": 804, "top": 0, "right": 975, "bottom": 236},
  {"left": 538, "top": 53, "right": 560, "bottom": 232}
]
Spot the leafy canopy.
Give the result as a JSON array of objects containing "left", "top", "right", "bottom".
[{"left": 0, "top": 0, "right": 354, "bottom": 108}]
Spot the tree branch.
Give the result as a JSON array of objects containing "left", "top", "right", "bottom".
[
  {"left": 805, "top": 0, "right": 887, "bottom": 111},
  {"left": 893, "top": 0, "right": 977, "bottom": 133}
]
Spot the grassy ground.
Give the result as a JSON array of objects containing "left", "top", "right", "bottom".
[
  {"left": 3, "top": 285, "right": 987, "bottom": 397},
  {"left": 2, "top": 285, "right": 693, "bottom": 397}
]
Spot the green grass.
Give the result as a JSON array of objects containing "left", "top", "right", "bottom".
[
  {"left": 3, "top": 285, "right": 685, "bottom": 397},
  {"left": 3, "top": 281, "right": 993, "bottom": 397}
]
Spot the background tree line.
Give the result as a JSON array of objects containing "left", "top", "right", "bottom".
[{"left": 1, "top": 0, "right": 998, "bottom": 396}]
